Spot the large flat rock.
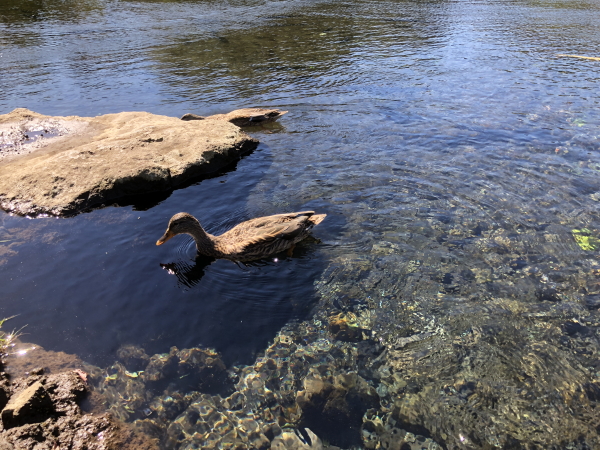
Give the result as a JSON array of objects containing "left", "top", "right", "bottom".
[{"left": 0, "top": 108, "right": 258, "bottom": 216}]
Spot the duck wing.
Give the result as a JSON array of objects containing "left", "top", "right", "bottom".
[{"left": 217, "top": 212, "right": 319, "bottom": 253}]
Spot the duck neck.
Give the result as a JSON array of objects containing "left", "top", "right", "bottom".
[{"left": 187, "top": 223, "right": 217, "bottom": 256}]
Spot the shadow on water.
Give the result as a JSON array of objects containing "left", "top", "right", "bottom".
[{"left": 101, "top": 144, "right": 256, "bottom": 213}]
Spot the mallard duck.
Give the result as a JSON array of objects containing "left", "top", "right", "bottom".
[{"left": 156, "top": 211, "right": 326, "bottom": 261}]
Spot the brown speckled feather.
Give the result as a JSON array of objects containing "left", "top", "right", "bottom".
[
  {"left": 215, "top": 212, "right": 325, "bottom": 259},
  {"left": 157, "top": 211, "right": 326, "bottom": 261}
]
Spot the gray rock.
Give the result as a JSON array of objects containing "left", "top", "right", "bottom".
[{"left": 0, "top": 108, "right": 258, "bottom": 216}]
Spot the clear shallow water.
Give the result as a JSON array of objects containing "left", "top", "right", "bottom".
[{"left": 1, "top": 0, "right": 600, "bottom": 447}]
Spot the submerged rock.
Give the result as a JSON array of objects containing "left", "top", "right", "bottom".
[
  {"left": 328, "top": 312, "right": 365, "bottom": 342},
  {"left": 296, "top": 371, "right": 380, "bottom": 448},
  {"left": 116, "top": 345, "right": 151, "bottom": 373},
  {"left": 142, "top": 346, "right": 229, "bottom": 394},
  {"left": 0, "top": 108, "right": 258, "bottom": 216}
]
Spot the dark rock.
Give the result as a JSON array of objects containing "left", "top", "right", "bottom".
[
  {"left": 585, "top": 294, "right": 600, "bottom": 310},
  {"left": 142, "top": 346, "right": 228, "bottom": 394},
  {"left": 536, "top": 286, "right": 561, "bottom": 302},
  {"left": 141, "top": 348, "right": 180, "bottom": 392},
  {"left": 44, "top": 371, "right": 87, "bottom": 416},
  {"left": 296, "top": 372, "right": 380, "bottom": 448},
  {"left": 177, "top": 347, "right": 228, "bottom": 393},
  {"left": 1, "top": 381, "right": 54, "bottom": 428},
  {"left": 116, "top": 345, "right": 151, "bottom": 373},
  {"left": 0, "top": 374, "right": 10, "bottom": 412}
]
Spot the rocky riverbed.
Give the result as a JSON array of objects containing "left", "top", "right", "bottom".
[
  {"left": 2, "top": 320, "right": 440, "bottom": 450},
  {"left": 0, "top": 365, "right": 158, "bottom": 450}
]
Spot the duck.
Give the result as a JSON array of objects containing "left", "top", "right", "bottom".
[{"left": 156, "top": 211, "right": 326, "bottom": 261}]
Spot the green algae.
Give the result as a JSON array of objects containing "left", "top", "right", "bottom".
[{"left": 572, "top": 228, "right": 600, "bottom": 251}]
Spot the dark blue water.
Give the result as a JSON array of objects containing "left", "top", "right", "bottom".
[{"left": 0, "top": 142, "right": 337, "bottom": 366}]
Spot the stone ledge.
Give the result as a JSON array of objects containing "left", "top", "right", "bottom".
[{"left": 0, "top": 109, "right": 259, "bottom": 216}]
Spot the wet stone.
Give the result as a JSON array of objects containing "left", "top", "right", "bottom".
[
  {"left": 328, "top": 313, "right": 365, "bottom": 342},
  {"left": 1, "top": 381, "right": 54, "bottom": 429},
  {"left": 584, "top": 294, "right": 600, "bottom": 310},
  {"left": 271, "top": 428, "right": 323, "bottom": 450},
  {"left": 87, "top": 321, "right": 444, "bottom": 449},
  {"left": 140, "top": 346, "right": 228, "bottom": 395}
]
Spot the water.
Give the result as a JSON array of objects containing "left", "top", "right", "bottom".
[{"left": 1, "top": 0, "right": 600, "bottom": 448}]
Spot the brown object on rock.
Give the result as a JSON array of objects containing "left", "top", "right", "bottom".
[
  {"left": 181, "top": 108, "right": 288, "bottom": 127},
  {"left": 0, "top": 108, "right": 258, "bottom": 217}
]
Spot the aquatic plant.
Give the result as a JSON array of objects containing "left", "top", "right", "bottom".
[{"left": 0, "top": 316, "right": 21, "bottom": 358}]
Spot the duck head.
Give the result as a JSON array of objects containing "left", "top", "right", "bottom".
[{"left": 156, "top": 212, "right": 202, "bottom": 246}]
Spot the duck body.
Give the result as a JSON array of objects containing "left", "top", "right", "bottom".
[{"left": 157, "top": 211, "right": 326, "bottom": 261}]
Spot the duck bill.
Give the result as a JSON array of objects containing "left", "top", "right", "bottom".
[{"left": 156, "top": 230, "right": 174, "bottom": 246}]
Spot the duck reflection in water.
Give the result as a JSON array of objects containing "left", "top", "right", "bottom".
[
  {"left": 160, "top": 254, "right": 216, "bottom": 289},
  {"left": 160, "top": 246, "right": 315, "bottom": 288}
]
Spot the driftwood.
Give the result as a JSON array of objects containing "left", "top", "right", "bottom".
[
  {"left": 181, "top": 108, "right": 287, "bottom": 127},
  {"left": 557, "top": 54, "right": 600, "bottom": 61}
]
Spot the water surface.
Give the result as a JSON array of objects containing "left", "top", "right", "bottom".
[{"left": 1, "top": 0, "right": 600, "bottom": 447}]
